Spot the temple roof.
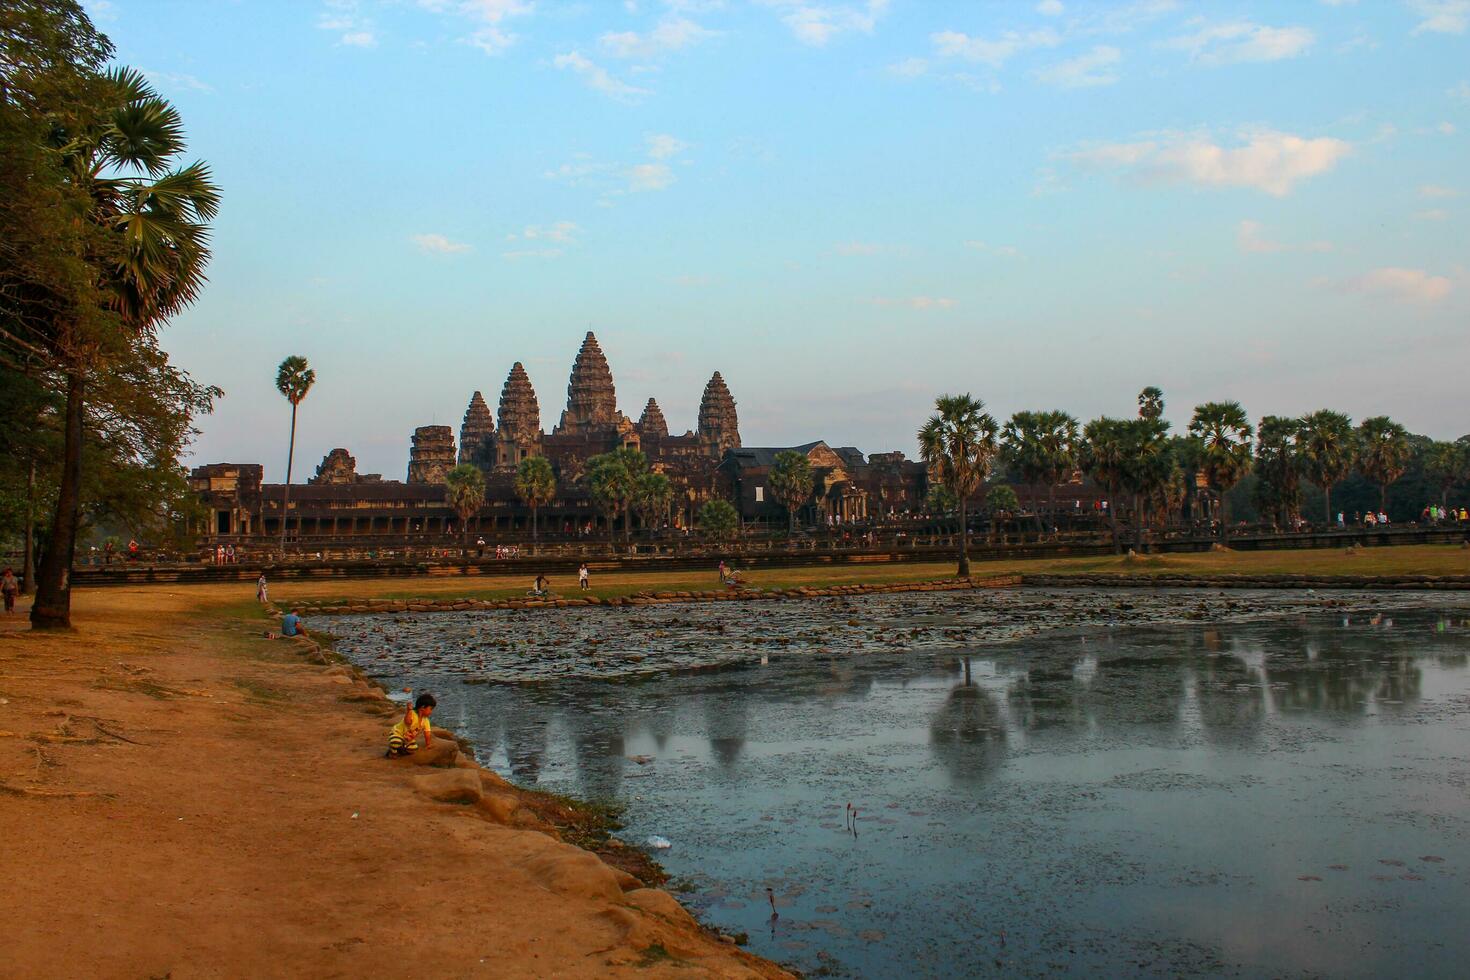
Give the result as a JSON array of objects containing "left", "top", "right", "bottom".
[
  {"left": 637, "top": 397, "right": 668, "bottom": 438},
  {"left": 559, "top": 330, "right": 618, "bottom": 430},
  {"left": 497, "top": 362, "right": 541, "bottom": 440}
]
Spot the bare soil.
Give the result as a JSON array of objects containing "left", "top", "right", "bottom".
[{"left": 0, "top": 586, "right": 789, "bottom": 979}]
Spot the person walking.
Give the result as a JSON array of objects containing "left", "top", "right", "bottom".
[
  {"left": 578, "top": 563, "right": 590, "bottom": 591},
  {"left": 2, "top": 567, "right": 19, "bottom": 614}
]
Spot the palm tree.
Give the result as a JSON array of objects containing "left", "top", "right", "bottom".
[
  {"left": 1122, "top": 416, "right": 1172, "bottom": 549},
  {"left": 1299, "top": 410, "right": 1354, "bottom": 525},
  {"left": 275, "top": 355, "right": 315, "bottom": 557},
  {"left": 1356, "top": 416, "right": 1412, "bottom": 514},
  {"left": 587, "top": 447, "right": 646, "bottom": 543},
  {"left": 31, "top": 68, "right": 220, "bottom": 629},
  {"left": 986, "top": 484, "right": 1019, "bottom": 545},
  {"left": 919, "top": 394, "right": 999, "bottom": 577},
  {"left": 443, "top": 463, "right": 486, "bottom": 548},
  {"left": 1423, "top": 440, "right": 1469, "bottom": 513},
  {"left": 514, "top": 455, "right": 555, "bottom": 543},
  {"left": 1002, "top": 412, "right": 1049, "bottom": 536},
  {"left": 770, "top": 449, "right": 815, "bottom": 534},
  {"left": 1081, "top": 417, "right": 1129, "bottom": 553},
  {"left": 634, "top": 470, "right": 673, "bottom": 537},
  {"left": 1137, "top": 386, "right": 1164, "bottom": 421},
  {"left": 1253, "top": 415, "right": 1304, "bottom": 530},
  {"left": 1188, "top": 401, "right": 1253, "bottom": 544}
]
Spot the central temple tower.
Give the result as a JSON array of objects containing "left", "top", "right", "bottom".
[{"left": 555, "top": 331, "right": 620, "bottom": 434}]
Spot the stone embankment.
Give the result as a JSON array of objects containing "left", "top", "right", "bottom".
[{"left": 287, "top": 574, "right": 1022, "bottom": 616}]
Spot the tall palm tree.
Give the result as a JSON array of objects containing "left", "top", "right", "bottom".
[
  {"left": 1253, "top": 415, "right": 1304, "bottom": 529},
  {"left": 1081, "top": 417, "right": 1129, "bottom": 553},
  {"left": 1122, "top": 416, "right": 1172, "bottom": 549},
  {"left": 770, "top": 449, "right": 815, "bottom": 534},
  {"left": 1037, "top": 410, "right": 1080, "bottom": 533},
  {"left": 634, "top": 470, "right": 673, "bottom": 537},
  {"left": 1188, "top": 401, "right": 1253, "bottom": 544},
  {"left": 1137, "top": 386, "right": 1165, "bottom": 421},
  {"left": 919, "top": 394, "right": 999, "bottom": 577},
  {"left": 1005, "top": 410, "right": 1082, "bottom": 537},
  {"left": 31, "top": 67, "right": 220, "bottom": 629},
  {"left": 1298, "top": 410, "right": 1354, "bottom": 525},
  {"left": 1356, "top": 416, "right": 1411, "bottom": 514},
  {"left": 1423, "top": 440, "right": 1469, "bottom": 513},
  {"left": 443, "top": 463, "right": 486, "bottom": 547},
  {"left": 514, "top": 455, "right": 556, "bottom": 543},
  {"left": 275, "top": 355, "right": 315, "bottom": 557}
]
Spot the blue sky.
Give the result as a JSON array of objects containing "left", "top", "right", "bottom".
[{"left": 91, "top": 0, "right": 1468, "bottom": 480}]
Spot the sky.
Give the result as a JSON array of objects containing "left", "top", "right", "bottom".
[{"left": 88, "top": 0, "right": 1468, "bottom": 481}]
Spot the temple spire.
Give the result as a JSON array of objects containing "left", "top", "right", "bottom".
[
  {"left": 556, "top": 330, "right": 618, "bottom": 433},
  {"left": 697, "top": 371, "right": 740, "bottom": 453},
  {"left": 637, "top": 397, "right": 668, "bottom": 438},
  {"left": 459, "top": 390, "right": 495, "bottom": 465}
]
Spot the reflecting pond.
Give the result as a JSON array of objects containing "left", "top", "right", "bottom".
[{"left": 342, "top": 600, "right": 1470, "bottom": 977}]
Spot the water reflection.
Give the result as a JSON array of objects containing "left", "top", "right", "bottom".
[{"left": 928, "top": 665, "right": 1008, "bottom": 784}]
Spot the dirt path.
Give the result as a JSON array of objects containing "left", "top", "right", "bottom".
[{"left": 0, "top": 588, "right": 788, "bottom": 979}]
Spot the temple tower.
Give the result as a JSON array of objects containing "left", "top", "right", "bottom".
[
  {"left": 309, "top": 448, "right": 358, "bottom": 485},
  {"left": 496, "top": 362, "right": 542, "bottom": 467},
  {"left": 697, "top": 371, "right": 740, "bottom": 455},
  {"left": 556, "top": 331, "right": 619, "bottom": 433},
  {"left": 637, "top": 398, "right": 668, "bottom": 439},
  {"left": 406, "top": 426, "right": 456, "bottom": 484},
  {"left": 459, "top": 391, "right": 495, "bottom": 466}
]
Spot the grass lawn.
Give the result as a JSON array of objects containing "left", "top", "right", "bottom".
[{"left": 253, "top": 544, "right": 1470, "bottom": 607}]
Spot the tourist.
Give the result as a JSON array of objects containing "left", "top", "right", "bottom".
[
  {"left": 2, "top": 567, "right": 18, "bottom": 614},
  {"left": 578, "top": 563, "right": 590, "bottom": 591},
  {"left": 256, "top": 573, "right": 269, "bottom": 604},
  {"left": 476, "top": 536, "right": 485, "bottom": 558},
  {"left": 532, "top": 574, "right": 549, "bottom": 596},
  {"left": 103, "top": 540, "right": 114, "bottom": 565},
  {"left": 225, "top": 543, "right": 236, "bottom": 563},
  {"left": 1337, "top": 512, "right": 1345, "bottom": 528},
  {"left": 215, "top": 543, "right": 225, "bottom": 565},
  {"left": 718, "top": 559, "right": 728, "bottom": 583},
  {"left": 1378, "top": 511, "right": 1389, "bottom": 526},
  {"left": 281, "top": 609, "right": 307, "bottom": 638},
  {"left": 128, "top": 539, "right": 139, "bottom": 561},
  {"left": 386, "top": 693, "right": 436, "bottom": 758}
]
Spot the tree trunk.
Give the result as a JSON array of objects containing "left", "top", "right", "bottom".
[
  {"left": 1324, "top": 484, "right": 1332, "bottom": 526},
  {"left": 1107, "top": 491, "right": 1120, "bottom": 554},
  {"left": 280, "top": 403, "right": 298, "bottom": 558},
  {"left": 22, "top": 458, "right": 36, "bottom": 594},
  {"left": 1220, "top": 489, "right": 1231, "bottom": 544},
  {"left": 956, "top": 493, "right": 970, "bottom": 577},
  {"left": 31, "top": 372, "right": 84, "bottom": 629},
  {"left": 1033, "top": 484, "right": 1044, "bottom": 536},
  {"left": 1047, "top": 482, "right": 1057, "bottom": 539},
  {"left": 532, "top": 504, "right": 539, "bottom": 542},
  {"left": 1379, "top": 482, "right": 1388, "bottom": 515}
]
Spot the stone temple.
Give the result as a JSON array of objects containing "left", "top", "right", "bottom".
[{"left": 191, "top": 332, "right": 932, "bottom": 543}]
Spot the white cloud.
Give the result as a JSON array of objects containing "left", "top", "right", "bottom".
[
  {"left": 628, "top": 162, "right": 674, "bottom": 191},
  {"left": 931, "top": 28, "right": 1061, "bottom": 67},
  {"left": 762, "top": 0, "right": 889, "bottom": 47},
  {"left": 1437, "top": 121, "right": 1457, "bottom": 135},
  {"left": 1416, "top": 208, "right": 1449, "bottom": 220},
  {"left": 1343, "top": 267, "right": 1453, "bottom": 304},
  {"left": 886, "top": 57, "right": 929, "bottom": 77},
  {"left": 1450, "top": 80, "right": 1470, "bottom": 101},
  {"left": 411, "top": 233, "right": 471, "bottom": 254},
  {"left": 508, "top": 221, "right": 581, "bottom": 244},
  {"left": 340, "top": 31, "right": 377, "bottom": 47},
  {"left": 1235, "top": 219, "right": 1332, "bottom": 253},
  {"left": 1420, "top": 184, "right": 1462, "bottom": 198},
  {"left": 1070, "top": 130, "right": 1351, "bottom": 196},
  {"left": 1037, "top": 0, "right": 1064, "bottom": 16},
  {"left": 84, "top": 1, "right": 117, "bottom": 22},
  {"left": 319, "top": 1, "right": 378, "bottom": 48},
  {"left": 646, "top": 133, "right": 688, "bottom": 159},
  {"left": 835, "top": 241, "right": 883, "bottom": 255},
  {"left": 554, "top": 51, "right": 650, "bottom": 100},
  {"left": 965, "top": 240, "right": 1021, "bottom": 257},
  {"left": 1036, "top": 45, "right": 1121, "bottom": 88},
  {"left": 142, "top": 70, "right": 213, "bottom": 93},
  {"left": 1165, "top": 21, "right": 1315, "bottom": 65},
  {"left": 419, "top": 0, "right": 531, "bottom": 55},
  {"left": 1409, "top": 1, "right": 1469, "bottom": 35},
  {"left": 601, "top": 16, "right": 714, "bottom": 57}
]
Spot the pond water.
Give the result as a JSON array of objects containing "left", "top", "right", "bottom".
[{"left": 332, "top": 594, "right": 1470, "bottom": 978}]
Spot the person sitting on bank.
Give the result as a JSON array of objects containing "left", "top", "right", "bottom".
[
  {"left": 386, "top": 693, "right": 436, "bottom": 757},
  {"left": 281, "top": 609, "right": 307, "bottom": 638},
  {"left": 531, "top": 574, "right": 549, "bottom": 596}
]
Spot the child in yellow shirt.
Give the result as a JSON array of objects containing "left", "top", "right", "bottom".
[{"left": 386, "top": 693, "right": 436, "bottom": 757}]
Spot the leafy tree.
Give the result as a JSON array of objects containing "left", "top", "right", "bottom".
[
  {"left": 985, "top": 484, "right": 1019, "bottom": 544},
  {"left": 1, "top": 18, "right": 221, "bottom": 626},
  {"left": 698, "top": 499, "right": 739, "bottom": 540},
  {"left": 514, "top": 455, "right": 555, "bottom": 541},
  {"left": 769, "top": 449, "right": 815, "bottom": 534},
  {"left": 443, "top": 463, "right": 485, "bottom": 545},
  {"left": 1253, "top": 415, "right": 1304, "bottom": 529},
  {"left": 919, "top": 394, "right": 999, "bottom": 577},
  {"left": 1356, "top": 416, "right": 1412, "bottom": 513},
  {"left": 1188, "top": 401, "right": 1253, "bottom": 543},
  {"left": 275, "top": 356, "right": 315, "bottom": 555},
  {"left": 633, "top": 470, "right": 673, "bottom": 537},
  {"left": 1299, "top": 410, "right": 1354, "bottom": 524},
  {"left": 1081, "top": 417, "right": 1130, "bottom": 553},
  {"left": 586, "top": 447, "right": 646, "bottom": 542},
  {"left": 1122, "top": 416, "right": 1173, "bottom": 548},
  {"left": 1423, "top": 440, "right": 1470, "bottom": 513}
]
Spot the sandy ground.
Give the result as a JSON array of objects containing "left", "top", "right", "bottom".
[{"left": 0, "top": 586, "right": 789, "bottom": 980}]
